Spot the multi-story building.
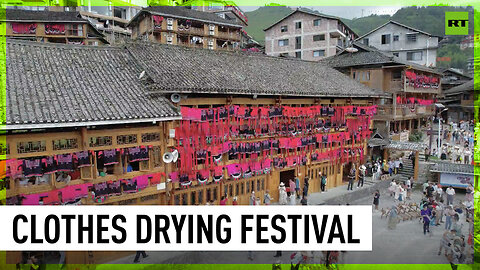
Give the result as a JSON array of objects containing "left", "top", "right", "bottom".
[
  {"left": 357, "top": 20, "right": 440, "bottom": 67},
  {"left": 440, "top": 79, "right": 474, "bottom": 123},
  {"left": 438, "top": 68, "right": 472, "bottom": 92},
  {"left": 127, "top": 6, "right": 243, "bottom": 50},
  {"left": 4, "top": 39, "right": 381, "bottom": 264},
  {"left": 4, "top": 9, "right": 108, "bottom": 45},
  {"left": 459, "top": 34, "right": 475, "bottom": 50},
  {"left": 6, "top": 2, "right": 141, "bottom": 44},
  {"left": 263, "top": 8, "right": 357, "bottom": 61},
  {"left": 323, "top": 42, "right": 442, "bottom": 139}
]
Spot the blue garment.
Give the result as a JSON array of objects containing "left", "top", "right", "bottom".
[{"left": 295, "top": 178, "right": 300, "bottom": 190}]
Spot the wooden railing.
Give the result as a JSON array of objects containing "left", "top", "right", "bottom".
[
  {"left": 216, "top": 30, "right": 241, "bottom": 40},
  {"left": 374, "top": 104, "right": 435, "bottom": 120}
]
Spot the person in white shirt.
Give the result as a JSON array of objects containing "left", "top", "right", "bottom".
[
  {"left": 446, "top": 186, "right": 455, "bottom": 205},
  {"left": 394, "top": 159, "right": 400, "bottom": 174},
  {"left": 436, "top": 185, "right": 444, "bottom": 202},
  {"left": 406, "top": 178, "right": 412, "bottom": 199}
]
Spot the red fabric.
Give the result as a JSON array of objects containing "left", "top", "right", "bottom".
[
  {"left": 150, "top": 173, "right": 164, "bottom": 185},
  {"left": 11, "top": 23, "right": 37, "bottom": 34},
  {"left": 45, "top": 24, "right": 65, "bottom": 35},
  {"left": 43, "top": 191, "right": 60, "bottom": 205}
]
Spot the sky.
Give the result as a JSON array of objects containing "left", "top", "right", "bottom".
[{"left": 240, "top": 6, "right": 403, "bottom": 19}]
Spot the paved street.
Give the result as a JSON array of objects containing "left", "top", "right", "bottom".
[{"left": 106, "top": 175, "right": 471, "bottom": 266}]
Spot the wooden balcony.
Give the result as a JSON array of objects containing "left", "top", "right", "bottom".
[
  {"left": 374, "top": 104, "right": 435, "bottom": 121},
  {"left": 216, "top": 30, "right": 241, "bottom": 41},
  {"left": 178, "top": 26, "right": 205, "bottom": 36}
]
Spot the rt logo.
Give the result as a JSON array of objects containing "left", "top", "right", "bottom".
[{"left": 445, "top": 12, "right": 469, "bottom": 35}]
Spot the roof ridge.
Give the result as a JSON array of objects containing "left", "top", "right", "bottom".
[{"left": 6, "top": 38, "right": 118, "bottom": 50}]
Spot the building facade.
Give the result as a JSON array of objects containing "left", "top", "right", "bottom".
[
  {"left": 4, "top": 39, "right": 381, "bottom": 263},
  {"left": 357, "top": 20, "right": 439, "bottom": 67},
  {"left": 264, "top": 9, "right": 357, "bottom": 61},
  {"left": 440, "top": 80, "right": 474, "bottom": 123},
  {"left": 323, "top": 42, "right": 442, "bottom": 139},
  {"left": 439, "top": 68, "right": 472, "bottom": 92},
  {"left": 127, "top": 6, "right": 243, "bottom": 51},
  {"left": 4, "top": 9, "right": 108, "bottom": 45}
]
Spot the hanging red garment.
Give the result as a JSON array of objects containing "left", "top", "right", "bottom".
[
  {"left": 45, "top": 24, "right": 65, "bottom": 35},
  {"left": 11, "top": 23, "right": 37, "bottom": 34}
]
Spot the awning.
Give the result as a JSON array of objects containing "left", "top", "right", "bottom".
[
  {"left": 430, "top": 162, "right": 474, "bottom": 175},
  {"left": 385, "top": 141, "right": 427, "bottom": 151},
  {"left": 368, "top": 138, "right": 389, "bottom": 147}
]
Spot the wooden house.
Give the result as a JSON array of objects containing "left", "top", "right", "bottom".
[
  {"left": 5, "top": 9, "right": 108, "bottom": 45},
  {"left": 127, "top": 6, "right": 243, "bottom": 51}
]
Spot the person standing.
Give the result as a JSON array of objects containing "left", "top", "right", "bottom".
[
  {"left": 406, "top": 178, "right": 412, "bottom": 200},
  {"left": 289, "top": 179, "right": 296, "bottom": 197},
  {"left": 278, "top": 183, "right": 287, "bottom": 205},
  {"left": 436, "top": 200, "right": 444, "bottom": 226},
  {"left": 249, "top": 191, "right": 256, "bottom": 205},
  {"left": 357, "top": 165, "right": 365, "bottom": 188},
  {"left": 232, "top": 196, "right": 238, "bottom": 205},
  {"left": 373, "top": 190, "right": 380, "bottom": 210},
  {"left": 394, "top": 159, "right": 400, "bottom": 175},
  {"left": 133, "top": 251, "right": 148, "bottom": 263},
  {"left": 438, "top": 230, "right": 455, "bottom": 256},
  {"left": 303, "top": 178, "right": 309, "bottom": 197},
  {"left": 445, "top": 205, "right": 455, "bottom": 230},
  {"left": 421, "top": 205, "right": 431, "bottom": 235},
  {"left": 436, "top": 184, "right": 444, "bottom": 202},
  {"left": 255, "top": 197, "right": 262, "bottom": 206},
  {"left": 446, "top": 186, "right": 455, "bottom": 205},
  {"left": 263, "top": 190, "right": 272, "bottom": 205},
  {"left": 295, "top": 177, "right": 301, "bottom": 199},
  {"left": 465, "top": 183, "right": 474, "bottom": 202},
  {"left": 387, "top": 206, "right": 398, "bottom": 230},
  {"left": 347, "top": 168, "right": 355, "bottom": 191},
  {"left": 320, "top": 172, "right": 327, "bottom": 193}
]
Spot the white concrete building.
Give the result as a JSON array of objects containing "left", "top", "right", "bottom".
[
  {"left": 263, "top": 8, "right": 357, "bottom": 61},
  {"left": 357, "top": 20, "right": 439, "bottom": 67}
]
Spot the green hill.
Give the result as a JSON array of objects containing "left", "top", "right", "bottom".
[{"left": 245, "top": 6, "right": 293, "bottom": 45}]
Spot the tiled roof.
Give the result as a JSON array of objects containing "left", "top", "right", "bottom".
[
  {"left": 385, "top": 141, "right": 427, "bottom": 151},
  {"left": 430, "top": 162, "right": 474, "bottom": 175},
  {"left": 5, "top": 40, "right": 180, "bottom": 129},
  {"left": 128, "top": 6, "right": 242, "bottom": 27},
  {"left": 127, "top": 42, "right": 383, "bottom": 97},
  {"left": 6, "top": 9, "right": 86, "bottom": 22},
  {"left": 443, "top": 79, "right": 474, "bottom": 95},
  {"left": 323, "top": 42, "right": 443, "bottom": 75},
  {"left": 356, "top": 20, "right": 437, "bottom": 41}
]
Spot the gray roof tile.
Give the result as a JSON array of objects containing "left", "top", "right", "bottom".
[
  {"left": 127, "top": 41, "right": 383, "bottom": 97},
  {"left": 5, "top": 40, "right": 180, "bottom": 129}
]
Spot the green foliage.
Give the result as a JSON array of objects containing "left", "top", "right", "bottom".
[
  {"left": 437, "top": 44, "right": 474, "bottom": 70},
  {"left": 409, "top": 131, "right": 423, "bottom": 142}
]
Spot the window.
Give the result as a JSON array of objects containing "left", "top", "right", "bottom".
[
  {"left": 407, "top": 51, "right": 423, "bottom": 61},
  {"left": 313, "top": 19, "right": 321, "bottom": 26},
  {"left": 393, "top": 52, "right": 399, "bottom": 57},
  {"left": 393, "top": 70, "right": 402, "bottom": 79},
  {"left": 89, "top": 136, "right": 112, "bottom": 147},
  {"left": 141, "top": 132, "right": 161, "bottom": 143},
  {"left": 295, "top": 51, "right": 301, "bottom": 59},
  {"left": 352, "top": 71, "right": 356, "bottom": 80},
  {"left": 381, "top": 34, "right": 391, "bottom": 44},
  {"left": 463, "top": 93, "right": 471, "bottom": 100},
  {"left": 66, "top": 24, "right": 83, "bottom": 36},
  {"left": 295, "top": 21, "right": 302, "bottom": 29},
  {"left": 313, "top": 50, "right": 325, "bottom": 57},
  {"left": 117, "top": 134, "right": 138, "bottom": 145},
  {"left": 406, "top": 33, "right": 417, "bottom": 42},
  {"left": 295, "top": 36, "right": 301, "bottom": 49},
  {"left": 278, "top": 39, "right": 289, "bottom": 46},
  {"left": 313, "top": 34, "right": 325, "bottom": 41},
  {"left": 280, "top": 25, "right": 288, "bottom": 32},
  {"left": 52, "top": 138, "right": 78, "bottom": 151},
  {"left": 17, "top": 141, "right": 46, "bottom": 154},
  {"left": 363, "top": 38, "right": 369, "bottom": 46},
  {"left": 393, "top": 35, "right": 399, "bottom": 41}
]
